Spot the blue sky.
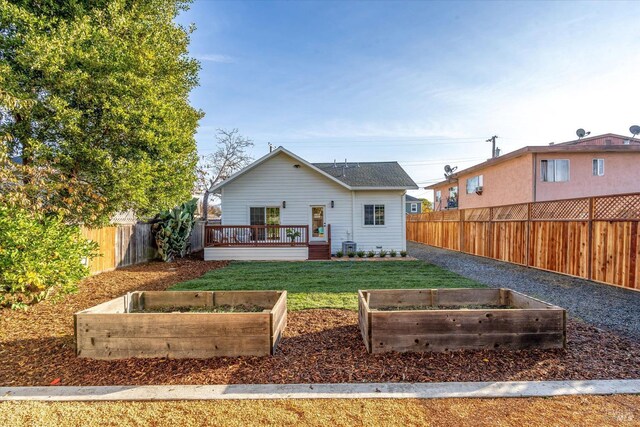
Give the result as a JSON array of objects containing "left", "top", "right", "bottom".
[{"left": 177, "top": 1, "right": 640, "bottom": 199}]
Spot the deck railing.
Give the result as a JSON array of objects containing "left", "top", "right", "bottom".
[{"left": 205, "top": 225, "right": 309, "bottom": 247}]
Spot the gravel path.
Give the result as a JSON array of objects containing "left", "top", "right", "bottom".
[{"left": 408, "top": 241, "right": 640, "bottom": 342}]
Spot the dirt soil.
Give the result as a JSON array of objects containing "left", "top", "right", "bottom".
[
  {"left": 373, "top": 304, "right": 514, "bottom": 311},
  {"left": 1, "top": 259, "right": 639, "bottom": 386},
  {"left": 130, "top": 304, "right": 265, "bottom": 313}
]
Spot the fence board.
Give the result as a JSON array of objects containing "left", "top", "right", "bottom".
[
  {"left": 81, "top": 220, "right": 206, "bottom": 275},
  {"left": 407, "top": 193, "right": 640, "bottom": 291}
]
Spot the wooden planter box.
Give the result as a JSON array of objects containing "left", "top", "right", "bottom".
[
  {"left": 358, "top": 288, "right": 566, "bottom": 353},
  {"left": 75, "top": 290, "right": 287, "bottom": 359}
]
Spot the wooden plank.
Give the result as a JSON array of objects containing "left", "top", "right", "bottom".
[
  {"left": 358, "top": 291, "right": 371, "bottom": 353},
  {"left": 214, "top": 291, "right": 282, "bottom": 307},
  {"left": 77, "top": 335, "right": 271, "bottom": 359},
  {"left": 371, "top": 309, "right": 563, "bottom": 335},
  {"left": 140, "top": 291, "right": 214, "bottom": 309},
  {"left": 76, "top": 296, "right": 126, "bottom": 314},
  {"left": 76, "top": 313, "right": 271, "bottom": 338},
  {"left": 435, "top": 288, "right": 501, "bottom": 306},
  {"left": 507, "top": 290, "right": 558, "bottom": 309},
  {"left": 371, "top": 332, "right": 565, "bottom": 353}
]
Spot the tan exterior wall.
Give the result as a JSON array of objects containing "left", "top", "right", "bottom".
[
  {"left": 534, "top": 152, "right": 640, "bottom": 201},
  {"left": 457, "top": 154, "right": 534, "bottom": 209}
]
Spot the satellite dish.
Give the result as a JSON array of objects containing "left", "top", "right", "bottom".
[
  {"left": 576, "top": 128, "right": 591, "bottom": 139},
  {"left": 630, "top": 125, "right": 640, "bottom": 137},
  {"left": 444, "top": 165, "right": 452, "bottom": 173}
]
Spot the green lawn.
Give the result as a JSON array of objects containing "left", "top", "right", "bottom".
[{"left": 171, "top": 261, "right": 483, "bottom": 311}]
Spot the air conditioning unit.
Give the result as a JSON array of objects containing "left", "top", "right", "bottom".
[{"left": 475, "top": 186, "right": 483, "bottom": 195}]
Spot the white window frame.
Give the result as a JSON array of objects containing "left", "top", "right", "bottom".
[
  {"left": 541, "top": 159, "right": 570, "bottom": 182},
  {"left": 466, "top": 175, "right": 483, "bottom": 194},
  {"left": 410, "top": 203, "right": 418, "bottom": 213},
  {"left": 363, "top": 204, "right": 385, "bottom": 226},
  {"left": 592, "top": 158, "right": 604, "bottom": 176},
  {"left": 435, "top": 190, "right": 441, "bottom": 202}
]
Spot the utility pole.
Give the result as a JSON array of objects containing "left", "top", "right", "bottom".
[{"left": 486, "top": 135, "right": 499, "bottom": 158}]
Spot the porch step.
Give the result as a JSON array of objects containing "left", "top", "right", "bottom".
[{"left": 308, "top": 243, "right": 331, "bottom": 260}]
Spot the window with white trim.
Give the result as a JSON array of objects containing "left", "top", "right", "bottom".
[
  {"left": 592, "top": 158, "right": 604, "bottom": 176},
  {"left": 541, "top": 159, "right": 569, "bottom": 182},
  {"left": 466, "top": 175, "right": 483, "bottom": 194},
  {"left": 435, "top": 190, "right": 441, "bottom": 202},
  {"left": 364, "top": 204, "right": 385, "bottom": 226},
  {"left": 410, "top": 203, "right": 418, "bottom": 213}
]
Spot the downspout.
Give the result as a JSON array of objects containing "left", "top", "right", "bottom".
[{"left": 532, "top": 153, "right": 537, "bottom": 202}]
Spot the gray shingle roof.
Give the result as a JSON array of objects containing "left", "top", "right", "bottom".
[
  {"left": 405, "top": 195, "right": 421, "bottom": 202},
  {"left": 312, "top": 162, "right": 418, "bottom": 188}
]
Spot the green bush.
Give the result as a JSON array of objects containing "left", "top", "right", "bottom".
[
  {"left": 390, "top": 249, "right": 397, "bottom": 257},
  {"left": 356, "top": 250, "right": 365, "bottom": 258},
  {"left": 367, "top": 250, "right": 375, "bottom": 258},
  {"left": 347, "top": 251, "right": 356, "bottom": 258},
  {"left": 378, "top": 249, "right": 388, "bottom": 258},
  {"left": 0, "top": 207, "right": 98, "bottom": 309},
  {"left": 151, "top": 199, "right": 197, "bottom": 262},
  {"left": 335, "top": 251, "right": 343, "bottom": 258},
  {"left": 400, "top": 250, "right": 408, "bottom": 257}
]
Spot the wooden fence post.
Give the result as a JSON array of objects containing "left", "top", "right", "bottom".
[
  {"left": 525, "top": 203, "right": 531, "bottom": 267},
  {"left": 587, "top": 197, "right": 594, "bottom": 281}
]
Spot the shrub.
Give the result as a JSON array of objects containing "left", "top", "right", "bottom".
[
  {"left": 378, "top": 249, "right": 388, "bottom": 258},
  {"left": 400, "top": 250, "right": 408, "bottom": 257},
  {"left": 0, "top": 207, "right": 98, "bottom": 309},
  {"left": 335, "top": 251, "right": 343, "bottom": 258},
  {"left": 356, "top": 250, "right": 365, "bottom": 258},
  {"left": 347, "top": 251, "right": 356, "bottom": 258},
  {"left": 151, "top": 199, "right": 198, "bottom": 262},
  {"left": 390, "top": 249, "right": 397, "bottom": 257},
  {"left": 367, "top": 250, "right": 375, "bottom": 258}
]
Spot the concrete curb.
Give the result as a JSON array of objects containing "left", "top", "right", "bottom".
[{"left": 1, "top": 380, "right": 639, "bottom": 401}]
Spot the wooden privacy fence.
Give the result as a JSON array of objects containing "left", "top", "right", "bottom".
[
  {"left": 81, "top": 221, "right": 206, "bottom": 275},
  {"left": 407, "top": 193, "right": 640, "bottom": 291}
]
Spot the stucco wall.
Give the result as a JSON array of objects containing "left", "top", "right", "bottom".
[
  {"left": 534, "top": 152, "right": 640, "bottom": 201},
  {"left": 457, "top": 154, "right": 533, "bottom": 209}
]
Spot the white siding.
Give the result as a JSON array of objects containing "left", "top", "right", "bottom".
[
  {"left": 353, "top": 190, "right": 407, "bottom": 252},
  {"left": 221, "top": 152, "right": 353, "bottom": 254},
  {"left": 204, "top": 247, "right": 307, "bottom": 261},
  {"left": 220, "top": 152, "right": 407, "bottom": 254}
]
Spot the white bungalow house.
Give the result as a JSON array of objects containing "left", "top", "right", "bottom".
[{"left": 204, "top": 147, "right": 418, "bottom": 261}]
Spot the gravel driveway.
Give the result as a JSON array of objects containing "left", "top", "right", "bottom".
[{"left": 408, "top": 241, "right": 640, "bottom": 342}]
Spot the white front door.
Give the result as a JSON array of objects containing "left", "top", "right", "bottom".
[{"left": 310, "top": 206, "right": 327, "bottom": 241}]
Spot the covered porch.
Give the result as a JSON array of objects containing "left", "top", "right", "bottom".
[{"left": 204, "top": 224, "right": 331, "bottom": 260}]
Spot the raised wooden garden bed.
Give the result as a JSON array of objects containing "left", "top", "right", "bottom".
[
  {"left": 358, "top": 288, "right": 566, "bottom": 353},
  {"left": 75, "top": 290, "right": 287, "bottom": 359}
]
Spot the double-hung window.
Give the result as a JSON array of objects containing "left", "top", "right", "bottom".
[
  {"left": 541, "top": 160, "right": 569, "bottom": 182},
  {"left": 364, "top": 204, "right": 385, "bottom": 226},
  {"left": 466, "top": 175, "right": 483, "bottom": 194},
  {"left": 435, "top": 191, "right": 441, "bottom": 203},
  {"left": 410, "top": 203, "right": 418, "bottom": 213},
  {"left": 592, "top": 159, "right": 604, "bottom": 176}
]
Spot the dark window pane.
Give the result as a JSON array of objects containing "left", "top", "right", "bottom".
[{"left": 364, "top": 205, "right": 374, "bottom": 225}]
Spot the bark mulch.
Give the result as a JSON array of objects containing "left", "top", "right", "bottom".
[{"left": 1, "top": 259, "right": 639, "bottom": 386}]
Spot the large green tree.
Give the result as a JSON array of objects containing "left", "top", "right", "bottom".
[{"left": 0, "top": 0, "right": 202, "bottom": 225}]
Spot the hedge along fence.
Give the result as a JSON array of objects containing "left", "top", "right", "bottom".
[
  {"left": 407, "top": 193, "right": 640, "bottom": 291},
  {"left": 80, "top": 221, "right": 206, "bottom": 275}
]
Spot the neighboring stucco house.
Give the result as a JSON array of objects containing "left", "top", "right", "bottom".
[
  {"left": 405, "top": 195, "right": 423, "bottom": 214},
  {"left": 428, "top": 133, "right": 640, "bottom": 211},
  {"left": 204, "top": 147, "right": 418, "bottom": 260}
]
